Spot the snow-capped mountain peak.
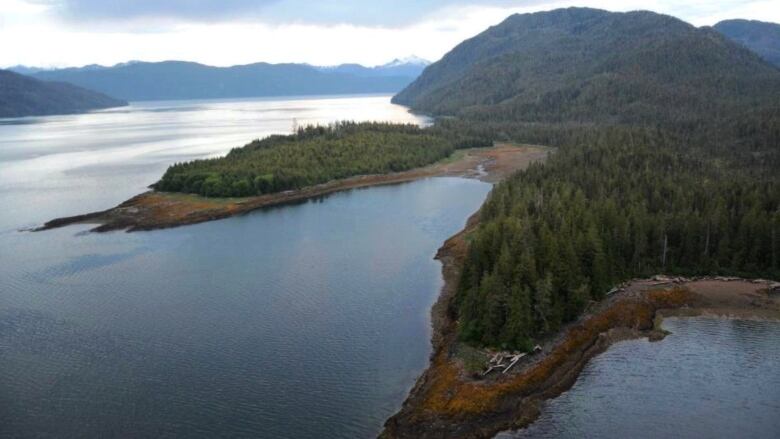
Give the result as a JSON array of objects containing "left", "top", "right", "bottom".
[{"left": 382, "top": 56, "right": 430, "bottom": 68}]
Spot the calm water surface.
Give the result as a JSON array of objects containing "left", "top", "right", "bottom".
[
  {"left": 3, "top": 96, "right": 777, "bottom": 439},
  {"left": 0, "top": 96, "right": 494, "bottom": 438},
  {"left": 0, "top": 94, "right": 429, "bottom": 231},
  {"left": 500, "top": 317, "right": 780, "bottom": 439}
]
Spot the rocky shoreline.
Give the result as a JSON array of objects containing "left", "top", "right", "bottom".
[
  {"left": 34, "top": 144, "right": 548, "bottom": 233},
  {"left": 380, "top": 219, "right": 780, "bottom": 438}
]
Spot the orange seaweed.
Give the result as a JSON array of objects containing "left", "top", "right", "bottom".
[{"left": 414, "top": 287, "right": 695, "bottom": 417}]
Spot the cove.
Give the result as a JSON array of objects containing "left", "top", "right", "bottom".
[
  {"left": 0, "top": 94, "right": 487, "bottom": 438},
  {"left": 1, "top": 177, "right": 491, "bottom": 438},
  {"left": 499, "top": 316, "right": 780, "bottom": 439}
]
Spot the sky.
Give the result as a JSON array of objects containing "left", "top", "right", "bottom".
[{"left": 2, "top": 0, "right": 779, "bottom": 68}]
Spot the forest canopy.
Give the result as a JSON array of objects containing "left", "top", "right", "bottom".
[
  {"left": 154, "top": 8, "right": 780, "bottom": 352},
  {"left": 153, "top": 122, "right": 488, "bottom": 198},
  {"left": 456, "top": 127, "right": 779, "bottom": 350},
  {"left": 392, "top": 8, "right": 780, "bottom": 351}
]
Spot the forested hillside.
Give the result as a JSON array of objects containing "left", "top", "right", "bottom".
[
  {"left": 0, "top": 69, "right": 126, "bottom": 118},
  {"left": 394, "top": 8, "right": 780, "bottom": 128},
  {"left": 457, "top": 127, "right": 779, "bottom": 348},
  {"left": 153, "top": 122, "right": 484, "bottom": 197},
  {"left": 394, "top": 8, "right": 780, "bottom": 349},
  {"left": 715, "top": 19, "right": 780, "bottom": 67}
]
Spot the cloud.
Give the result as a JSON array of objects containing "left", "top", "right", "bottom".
[
  {"left": 37, "top": 0, "right": 550, "bottom": 27},
  {"left": 5, "top": 0, "right": 779, "bottom": 69},
  {"left": 40, "top": 0, "right": 277, "bottom": 22}
]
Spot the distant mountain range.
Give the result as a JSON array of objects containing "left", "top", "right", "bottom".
[
  {"left": 13, "top": 58, "right": 429, "bottom": 102},
  {"left": 714, "top": 19, "right": 780, "bottom": 67},
  {"left": 8, "top": 15, "right": 778, "bottom": 120},
  {"left": 316, "top": 56, "right": 430, "bottom": 78},
  {"left": 5, "top": 65, "right": 49, "bottom": 76},
  {"left": 0, "top": 69, "right": 127, "bottom": 118}
]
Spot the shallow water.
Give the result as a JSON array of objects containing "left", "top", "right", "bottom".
[
  {"left": 0, "top": 96, "right": 493, "bottom": 438},
  {"left": 499, "top": 317, "right": 780, "bottom": 439}
]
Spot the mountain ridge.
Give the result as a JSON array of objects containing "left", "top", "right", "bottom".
[
  {"left": 23, "top": 58, "right": 429, "bottom": 102},
  {"left": 393, "top": 7, "right": 780, "bottom": 128},
  {"left": 714, "top": 19, "right": 780, "bottom": 67},
  {"left": 0, "top": 69, "right": 127, "bottom": 118},
  {"left": 315, "top": 57, "right": 429, "bottom": 78}
]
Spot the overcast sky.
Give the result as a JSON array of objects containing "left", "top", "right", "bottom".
[{"left": 2, "top": 0, "right": 778, "bottom": 68}]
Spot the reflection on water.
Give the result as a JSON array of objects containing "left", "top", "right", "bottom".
[
  {"left": 0, "top": 96, "right": 487, "bottom": 438},
  {"left": 0, "top": 95, "right": 429, "bottom": 232},
  {"left": 1, "top": 178, "right": 491, "bottom": 438},
  {"left": 499, "top": 317, "right": 780, "bottom": 439}
]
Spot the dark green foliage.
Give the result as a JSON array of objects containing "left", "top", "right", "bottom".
[
  {"left": 395, "top": 8, "right": 780, "bottom": 350},
  {"left": 0, "top": 69, "right": 126, "bottom": 118},
  {"left": 394, "top": 8, "right": 780, "bottom": 128},
  {"left": 715, "top": 19, "right": 780, "bottom": 67},
  {"left": 153, "top": 122, "right": 472, "bottom": 197},
  {"left": 457, "top": 129, "right": 780, "bottom": 349}
]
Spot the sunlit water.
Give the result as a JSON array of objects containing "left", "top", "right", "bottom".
[
  {"left": 0, "top": 96, "right": 495, "bottom": 438},
  {"left": 0, "top": 94, "right": 430, "bottom": 232},
  {"left": 499, "top": 317, "right": 780, "bottom": 439}
]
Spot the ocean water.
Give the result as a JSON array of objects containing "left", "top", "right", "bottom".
[
  {"left": 3, "top": 95, "right": 775, "bottom": 439},
  {"left": 0, "top": 94, "right": 430, "bottom": 232},
  {"left": 0, "top": 96, "right": 493, "bottom": 437},
  {"left": 499, "top": 317, "right": 780, "bottom": 439}
]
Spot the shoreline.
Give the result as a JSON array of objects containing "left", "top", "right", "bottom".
[
  {"left": 34, "top": 144, "right": 549, "bottom": 233},
  {"left": 380, "top": 217, "right": 780, "bottom": 438}
]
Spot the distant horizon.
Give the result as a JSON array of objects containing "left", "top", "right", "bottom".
[
  {"left": 3, "top": 56, "right": 432, "bottom": 72},
  {"left": 3, "top": 1, "right": 779, "bottom": 69}
]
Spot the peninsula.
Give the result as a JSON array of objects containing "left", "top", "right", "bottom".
[
  {"left": 37, "top": 122, "right": 548, "bottom": 232},
  {"left": 381, "top": 215, "right": 780, "bottom": 437},
  {"left": 381, "top": 8, "right": 780, "bottom": 437}
]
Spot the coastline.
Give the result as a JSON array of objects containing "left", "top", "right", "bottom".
[
  {"left": 28, "top": 131, "right": 779, "bottom": 436},
  {"left": 380, "top": 219, "right": 780, "bottom": 438},
  {"left": 35, "top": 144, "right": 548, "bottom": 233}
]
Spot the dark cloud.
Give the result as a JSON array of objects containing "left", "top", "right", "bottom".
[{"left": 40, "top": 0, "right": 546, "bottom": 26}]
